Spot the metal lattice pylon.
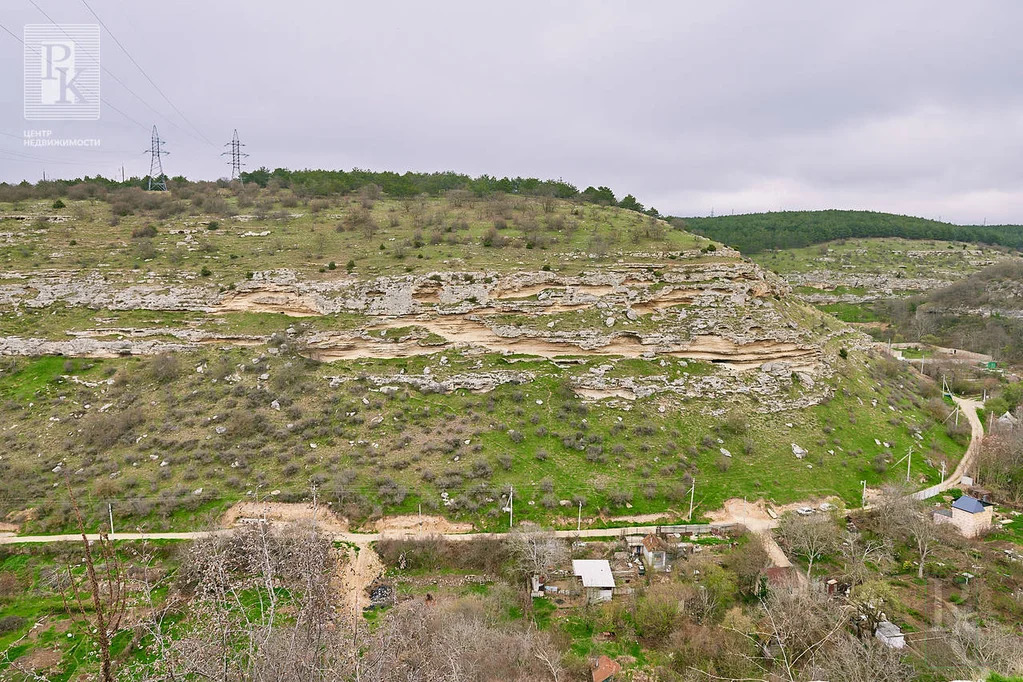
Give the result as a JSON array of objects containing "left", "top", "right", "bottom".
[
  {"left": 145, "top": 125, "right": 169, "bottom": 191},
  {"left": 222, "top": 129, "right": 248, "bottom": 181}
]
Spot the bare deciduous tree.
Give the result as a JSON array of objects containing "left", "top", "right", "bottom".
[
  {"left": 357, "top": 599, "right": 563, "bottom": 681},
  {"left": 840, "top": 530, "right": 892, "bottom": 583},
  {"left": 870, "top": 484, "right": 951, "bottom": 579},
  {"left": 977, "top": 428, "right": 1023, "bottom": 503},
  {"left": 135, "top": 516, "right": 355, "bottom": 681},
  {"left": 806, "top": 632, "right": 915, "bottom": 682},
  {"left": 777, "top": 512, "right": 838, "bottom": 576},
  {"left": 507, "top": 528, "right": 568, "bottom": 583},
  {"left": 57, "top": 479, "right": 128, "bottom": 682},
  {"left": 946, "top": 613, "right": 1023, "bottom": 678},
  {"left": 906, "top": 507, "right": 946, "bottom": 579},
  {"left": 728, "top": 535, "right": 772, "bottom": 598},
  {"left": 719, "top": 582, "right": 848, "bottom": 682}
]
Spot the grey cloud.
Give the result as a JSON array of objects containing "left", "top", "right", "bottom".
[{"left": 1, "top": 0, "right": 1022, "bottom": 223}]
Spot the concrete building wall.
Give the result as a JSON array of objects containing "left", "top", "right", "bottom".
[
  {"left": 585, "top": 587, "right": 614, "bottom": 604},
  {"left": 951, "top": 506, "right": 992, "bottom": 538}
]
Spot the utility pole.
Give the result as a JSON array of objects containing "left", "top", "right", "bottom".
[
  {"left": 508, "top": 485, "right": 514, "bottom": 528},
  {"left": 108, "top": 503, "right": 114, "bottom": 536},
  {"left": 144, "top": 125, "right": 169, "bottom": 191},
  {"left": 893, "top": 446, "right": 914, "bottom": 484},
  {"left": 577, "top": 500, "right": 582, "bottom": 532},
  {"left": 688, "top": 479, "right": 696, "bottom": 521},
  {"left": 222, "top": 128, "right": 248, "bottom": 181}
]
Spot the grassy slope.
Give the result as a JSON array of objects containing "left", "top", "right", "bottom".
[
  {"left": 0, "top": 347, "right": 966, "bottom": 534},
  {"left": 0, "top": 196, "right": 709, "bottom": 282},
  {"left": 0, "top": 195, "right": 969, "bottom": 533},
  {"left": 752, "top": 237, "right": 1008, "bottom": 280}
]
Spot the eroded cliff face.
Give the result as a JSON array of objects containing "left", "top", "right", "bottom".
[{"left": 0, "top": 249, "right": 869, "bottom": 412}]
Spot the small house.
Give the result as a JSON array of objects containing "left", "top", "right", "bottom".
[
  {"left": 641, "top": 534, "right": 669, "bottom": 571},
  {"left": 573, "top": 559, "right": 616, "bottom": 604},
  {"left": 933, "top": 494, "right": 993, "bottom": 538},
  {"left": 625, "top": 534, "right": 669, "bottom": 572},
  {"left": 875, "top": 620, "right": 905, "bottom": 649}
]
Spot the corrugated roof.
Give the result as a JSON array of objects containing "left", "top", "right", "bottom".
[
  {"left": 572, "top": 559, "right": 616, "bottom": 588},
  {"left": 952, "top": 495, "right": 985, "bottom": 514}
]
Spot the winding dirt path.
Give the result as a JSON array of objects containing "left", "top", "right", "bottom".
[{"left": 912, "top": 395, "right": 984, "bottom": 500}]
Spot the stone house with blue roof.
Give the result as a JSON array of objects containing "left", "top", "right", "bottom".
[{"left": 933, "top": 494, "right": 993, "bottom": 538}]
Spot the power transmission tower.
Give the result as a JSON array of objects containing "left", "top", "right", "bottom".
[
  {"left": 144, "top": 125, "right": 168, "bottom": 191},
  {"left": 222, "top": 128, "right": 248, "bottom": 181}
]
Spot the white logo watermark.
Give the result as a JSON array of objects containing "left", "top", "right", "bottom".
[
  {"left": 23, "top": 129, "right": 101, "bottom": 147},
  {"left": 24, "top": 24, "right": 100, "bottom": 121}
]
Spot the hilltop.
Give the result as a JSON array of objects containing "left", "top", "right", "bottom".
[
  {"left": 683, "top": 209, "right": 1023, "bottom": 254},
  {"left": 0, "top": 179, "right": 967, "bottom": 534}
]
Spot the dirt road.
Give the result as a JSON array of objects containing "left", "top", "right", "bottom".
[
  {"left": 0, "top": 524, "right": 736, "bottom": 546},
  {"left": 912, "top": 395, "right": 984, "bottom": 501},
  {"left": 337, "top": 544, "right": 384, "bottom": 616}
]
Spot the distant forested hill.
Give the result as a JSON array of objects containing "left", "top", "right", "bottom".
[{"left": 682, "top": 210, "right": 1023, "bottom": 254}]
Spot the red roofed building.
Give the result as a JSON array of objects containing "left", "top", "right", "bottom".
[{"left": 592, "top": 655, "right": 621, "bottom": 682}]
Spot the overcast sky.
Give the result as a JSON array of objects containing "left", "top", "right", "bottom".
[{"left": 2, "top": 1, "right": 1023, "bottom": 223}]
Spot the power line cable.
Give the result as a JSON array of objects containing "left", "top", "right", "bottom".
[
  {"left": 0, "top": 150, "right": 100, "bottom": 166},
  {"left": 80, "top": 0, "right": 214, "bottom": 146},
  {"left": 0, "top": 145, "right": 133, "bottom": 166},
  {"left": 24, "top": 2, "right": 202, "bottom": 142}
]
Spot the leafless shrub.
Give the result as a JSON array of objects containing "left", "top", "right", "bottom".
[
  {"left": 80, "top": 407, "right": 144, "bottom": 450},
  {"left": 149, "top": 353, "right": 181, "bottom": 383}
]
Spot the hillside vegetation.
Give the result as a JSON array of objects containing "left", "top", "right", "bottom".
[
  {"left": 684, "top": 209, "right": 1023, "bottom": 254},
  {"left": 0, "top": 179, "right": 968, "bottom": 533},
  {"left": 888, "top": 261, "right": 1023, "bottom": 362}
]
